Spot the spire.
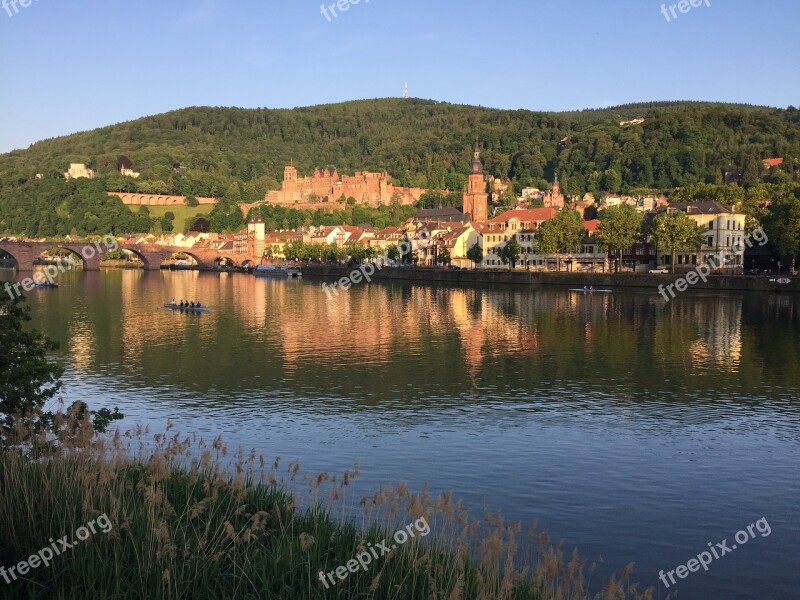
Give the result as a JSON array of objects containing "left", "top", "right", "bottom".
[{"left": 471, "top": 138, "right": 483, "bottom": 174}]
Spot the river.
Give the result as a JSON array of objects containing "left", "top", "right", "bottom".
[{"left": 4, "top": 267, "right": 799, "bottom": 599}]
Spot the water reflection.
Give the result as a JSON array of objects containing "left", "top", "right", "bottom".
[{"left": 3, "top": 267, "right": 799, "bottom": 600}]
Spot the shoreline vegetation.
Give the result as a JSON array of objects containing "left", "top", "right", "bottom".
[{"left": 0, "top": 411, "right": 658, "bottom": 600}]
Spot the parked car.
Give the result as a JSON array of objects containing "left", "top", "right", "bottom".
[{"left": 649, "top": 267, "right": 670, "bottom": 274}]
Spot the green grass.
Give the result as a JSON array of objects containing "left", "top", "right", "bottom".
[{"left": 139, "top": 205, "right": 214, "bottom": 232}]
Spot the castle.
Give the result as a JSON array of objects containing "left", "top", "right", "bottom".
[{"left": 265, "top": 165, "right": 426, "bottom": 207}]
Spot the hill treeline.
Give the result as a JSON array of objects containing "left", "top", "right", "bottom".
[
  {"left": 0, "top": 99, "right": 798, "bottom": 236},
  {"left": 2, "top": 99, "right": 799, "bottom": 194}
]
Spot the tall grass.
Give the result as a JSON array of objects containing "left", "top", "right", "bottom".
[{"left": 0, "top": 406, "right": 660, "bottom": 599}]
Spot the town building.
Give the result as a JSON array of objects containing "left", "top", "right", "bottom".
[
  {"left": 542, "top": 177, "right": 564, "bottom": 209},
  {"left": 432, "top": 224, "right": 482, "bottom": 268},
  {"left": 482, "top": 208, "right": 557, "bottom": 268},
  {"left": 762, "top": 158, "right": 784, "bottom": 169},
  {"left": 662, "top": 201, "right": 747, "bottom": 272}
]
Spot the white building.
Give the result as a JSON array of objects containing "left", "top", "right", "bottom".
[
  {"left": 662, "top": 201, "right": 748, "bottom": 272},
  {"left": 64, "top": 163, "right": 95, "bottom": 179}
]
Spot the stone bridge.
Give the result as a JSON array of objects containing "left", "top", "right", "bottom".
[{"left": 0, "top": 241, "right": 255, "bottom": 271}]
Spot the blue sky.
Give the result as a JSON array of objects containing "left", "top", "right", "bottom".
[{"left": 0, "top": 0, "right": 798, "bottom": 153}]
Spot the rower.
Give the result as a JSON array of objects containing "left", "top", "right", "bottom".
[
  {"left": 196, "top": 301, "right": 202, "bottom": 308},
  {"left": 179, "top": 300, "right": 184, "bottom": 307},
  {"left": 190, "top": 301, "right": 195, "bottom": 308}
]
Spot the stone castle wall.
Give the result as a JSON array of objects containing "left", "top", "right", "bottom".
[
  {"left": 109, "top": 192, "right": 218, "bottom": 207},
  {"left": 267, "top": 166, "right": 426, "bottom": 207}
]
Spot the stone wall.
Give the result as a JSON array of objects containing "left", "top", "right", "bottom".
[{"left": 109, "top": 193, "right": 218, "bottom": 206}]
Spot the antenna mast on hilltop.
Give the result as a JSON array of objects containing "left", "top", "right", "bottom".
[{"left": 403, "top": 82, "right": 409, "bottom": 99}]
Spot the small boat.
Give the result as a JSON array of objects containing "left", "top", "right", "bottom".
[
  {"left": 33, "top": 281, "right": 59, "bottom": 289},
  {"left": 254, "top": 265, "right": 302, "bottom": 278},
  {"left": 569, "top": 288, "right": 613, "bottom": 293},
  {"left": 163, "top": 303, "right": 212, "bottom": 313}
]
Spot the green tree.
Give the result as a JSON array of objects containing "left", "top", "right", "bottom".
[
  {"left": 761, "top": 189, "right": 800, "bottom": 256},
  {"left": 185, "top": 195, "right": 199, "bottom": 207},
  {"left": 386, "top": 244, "right": 401, "bottom": 263},
  {"left": 536, "top": 209, "right": 586, "bottom": 271},
  {"left": 436, "top": 247, "right": 452, "bottom": 266},
  {"left": 596, "top": 205, "right": 643, "bottom": 272},
  {"left": 650, "top": 210, "right": 706, "bottom": 273},
  {"left": 601, "top": 169, "right": 622, "bottom": 193},
  {"left": 466, "top": 242, "right": 483, "bottom": 268},
  {"left": 498, "top": 236, "right": 521, "bottom": 269},
  {"left": 0, "top": 292, "right": 122, "bottom": 446}
]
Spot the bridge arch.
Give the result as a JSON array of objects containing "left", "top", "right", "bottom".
[
  {"left": 0, "top": 247, "right": 19, "bottom": 270},
  {"left": 120, "top": 247, "right": 157, "bottom": 270},
  {"left": 36, "top": 246, "right": 90, "bottom": 270}
]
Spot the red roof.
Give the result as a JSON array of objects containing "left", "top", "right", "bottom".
[
  {"left": 489, "top": 208, "right": 558, "bottom": 224},
  {"left": 584, "top": 219, "right": 601, "bottom": 233},
  {"left": 762, "top": 158, "right": 784, "bottom": 167}
]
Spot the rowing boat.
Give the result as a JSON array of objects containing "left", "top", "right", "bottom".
[
  {"left": 163, "top": 303, "right": 212, "bottom": 312},
  {"left": 568, "top": 288, "right": 613, "bottom": 293}
]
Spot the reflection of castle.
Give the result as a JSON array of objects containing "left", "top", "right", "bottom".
[{"left": 265, "top": 165, "right": 426, "bottom": 207}]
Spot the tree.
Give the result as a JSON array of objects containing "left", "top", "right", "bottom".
[
  {"left": 185, "top": 195, "right": 199, "bottom": 207},
  {"left": 0, "top": 291, "right": 122, "bottom": 446},
  {"left": 536, "top": 209, "right": 586, "bottom": 271},
  {"left": 601, "top": 168, "right": 622, "bottom": 193},
  {"left": 761, "top": 189, "right": 800, "bottom": 256},
  {"left": 436, "top": 247, "right": 451, "bottom": 266},
  {"left": 386, "top": 244, "right": 401, "bottom": 264},
  {"left": 498, "top": 236, "right": 521, "bottom": 269},
  {"left": 466, "top": 242, "right": 483, "bottom": 268},
  {"left": 650, "top": 210, "right": 706, "bottom": 273},
  {"left": 596, "top": 205, "right": 643, "bottom": 272},
  {"left": 225, "top": 182, "right": 242, "bottom": 204}
]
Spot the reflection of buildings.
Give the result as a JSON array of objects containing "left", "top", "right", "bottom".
[{"left": 689, "top": 299, "right": 743, "bottom": 373}]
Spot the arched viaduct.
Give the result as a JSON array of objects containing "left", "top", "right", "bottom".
[{"left": 0, "top": 241, "right": 253, "bottom": 271}]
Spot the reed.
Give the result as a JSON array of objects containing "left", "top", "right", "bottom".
[{"left": 0, "top": 408, "right": 660, "bottom": 600}]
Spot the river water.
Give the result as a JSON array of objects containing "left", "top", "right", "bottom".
[{"left": 4, "top": 268, "right": 799, "bottom": 599}]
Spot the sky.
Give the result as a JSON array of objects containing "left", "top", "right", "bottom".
[{"left": 0, "top": 0, "right": 798, "bottom": 153}]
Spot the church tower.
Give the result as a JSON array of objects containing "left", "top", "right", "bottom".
[{"left": 462, "top": 140, "right": 488, "bottom": 222}]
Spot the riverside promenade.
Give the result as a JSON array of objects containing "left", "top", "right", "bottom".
[{"left": 300, "top": 264, "right": 800, "bottom": 293}]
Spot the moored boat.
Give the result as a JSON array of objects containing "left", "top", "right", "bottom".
[{"left": 254, "top": 265, "right": 302, "bottom": 278}]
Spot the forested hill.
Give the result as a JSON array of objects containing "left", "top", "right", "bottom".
[{"left": 1, "top": 99, "right": 798, "bottom": 200}]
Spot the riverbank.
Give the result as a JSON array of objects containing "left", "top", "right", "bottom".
[
  {"left": 0, "top": 419, "right": 650, "bottom": 600},
  {"left": 300, "top": 264, "right": 800, "bottom": 293}
]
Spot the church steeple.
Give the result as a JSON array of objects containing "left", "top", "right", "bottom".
[
  {"left": 463, "top": 137, "right": 488, "bottom": 222},
  {"left": 471, "top": 139, "right": 483, "bottom": 174}
]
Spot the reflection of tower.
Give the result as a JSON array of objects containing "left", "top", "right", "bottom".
[
  {"left": 462, "top": 139, "right": 488, "bottom": 222},
  {"left": 403, "top": 82, "right": 409, "bottom": 99}
]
